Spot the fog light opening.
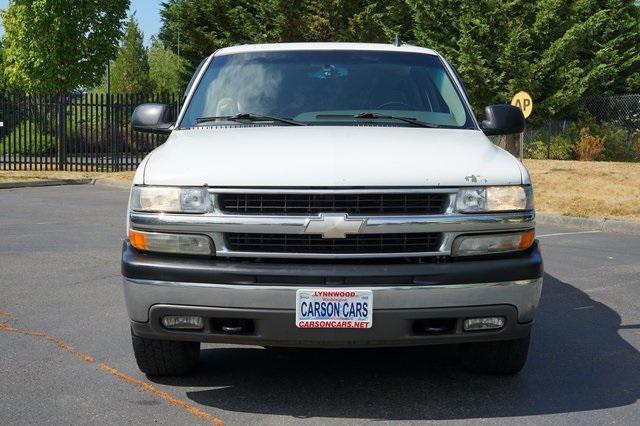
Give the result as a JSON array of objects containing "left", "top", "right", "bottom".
[
  {"left": 463, "top": 316, "right": 505, "bottom": 332},
  {"left": 413, "top": 318, "right": 456, "bottom": 335},
  {"left": 211, "top": 318, "right": 255, "bottom": 335},
  {"left": 161, "top": 315, "right": 204, "bottom": 330}
]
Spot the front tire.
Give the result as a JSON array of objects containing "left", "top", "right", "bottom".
[
  {"left": 461, "top": 335, "right": 531, "bottom": 375},
  {"left": 131, "top": 329, "right": 200, "bottom": 376}
]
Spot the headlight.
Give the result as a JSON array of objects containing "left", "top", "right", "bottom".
[
  {"left": 455, "top": 186, "right": 533, "bottom": 213},
  {"left": 452, "top": 230, "right": 535, "bottom": 257},
  {"left": 130, "top": 186, "right": 211, "bottom": 213},
  {"left": 129, "top": 229, "right": 213, "bottom": 256}
]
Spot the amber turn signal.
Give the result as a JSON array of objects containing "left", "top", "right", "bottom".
[
  {"left": 518, "top": 229, "right": 536, "bottom": 250},
  {"left": 129, "top": 229, "right": 148, "bottom": 251},
  {"left": 452, "top": 229, "right": 536, "bottom": 257},
  {"left": 128, "top": 229, "right": 213, "bottom": 256}
]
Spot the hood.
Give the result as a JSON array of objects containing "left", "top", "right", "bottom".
[{"left": 143, "top": 126, "right": 524, "bottom": 187}]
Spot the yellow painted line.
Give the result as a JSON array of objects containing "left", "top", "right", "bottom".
[
  {"left": 0, "top": 323, "right": 96, "bottom": 363},
  {"left": 0, "top": 309, "right": 14, "bottom": 320},
  {"left": 98, "top": 363, "right": 224, "bottom": 426},
  {"left": 0, "top": 310, "right": 224, "bottom": 426}
]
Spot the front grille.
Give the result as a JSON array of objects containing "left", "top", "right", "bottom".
[
  {"left": 225, "top": 233, "right": 443, "bottom": 254},
  {"left": 218, "top": 193, "right": 448, "bottom": 216}
]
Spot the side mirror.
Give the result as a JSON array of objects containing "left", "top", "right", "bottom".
[
  {"left": 481, "top": 104, "right": 525, "bottom": 136},
  {"left": 132, "top": 103, "right": 175, "bottom": 134}
]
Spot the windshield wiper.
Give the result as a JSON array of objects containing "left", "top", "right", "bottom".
[
  {"left": 315, "top": 112, "right": 439, "bottom": 128},
  {"left": 352, "top": 112, "right": 439, "bottom": 128},
  {"left": 195, "top": 113, "right": 306, "bottom": 126}
]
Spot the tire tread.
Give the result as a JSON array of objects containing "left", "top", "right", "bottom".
[{"left": 131, "top": 329, "right": 200, "bottom": 376}]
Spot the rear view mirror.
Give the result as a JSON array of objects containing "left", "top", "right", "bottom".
[
  {"left": 481, "top": 104, "right": 525, "bottom": 136},
  {"left": 132, "top": 103, "right": 175, "bottom": 135}
]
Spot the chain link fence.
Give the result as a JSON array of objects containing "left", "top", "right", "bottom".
[
  {"left": 584, "top": 94, "right": 640, "bottom": 133},
  {"left": 522, "top": 94, "right": 640, "bottom": 162}
]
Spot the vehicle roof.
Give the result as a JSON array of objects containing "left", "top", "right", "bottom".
[{"left": 214, "top": 42, "right": 438, "bottom": 57}]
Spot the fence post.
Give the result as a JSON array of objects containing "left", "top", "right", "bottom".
[
  {"left": 57, "top": 92, "right": 67, "bottom": 170},
  {"left": 0, "top": 94, "right": 5, "bottom": 170},
  {"left": 546, "top": 122, "right": 551, "bottom": 159},
  {"left": 113, "top": 94, "right": 121, "bottom": 172},
  {"left": 107, "top": 92, "right": 114, "bottom": 172}
]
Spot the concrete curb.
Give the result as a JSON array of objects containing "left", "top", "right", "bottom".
[
  {"left": 0, "top": 179, "right": 93, "bottom": 189},
  {"left": 537, "top": 213, "right": 640, "bottom": 236},
  {"left": 92, "top": 178, "right": 131, "bottom": 190}
]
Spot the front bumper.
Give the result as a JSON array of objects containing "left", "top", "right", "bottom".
[
  {"left": 123, "top": 242, "right": 543, "bottom": 347},
  {"left": 130, "top": 304, "right": 533, "bottom": 348}
]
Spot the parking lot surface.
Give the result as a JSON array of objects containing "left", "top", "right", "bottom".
[{"left": 1, "top": 185, "right": 639, "bottom": 425}]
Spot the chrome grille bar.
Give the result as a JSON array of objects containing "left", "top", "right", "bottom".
[
  {"left": 129, "top": 211, "right": 535, "bottom": 235},
  {"left": 218, "top": 193, "right": 448, "bottom": 216}
]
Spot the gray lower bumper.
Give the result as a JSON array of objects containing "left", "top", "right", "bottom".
[
  {"left": 131, "top": 304, "right": 532, "bottom": 348},
  {"left": 124, "top": 277, "right": 542, "bottom": 347},
  {"left": 124, "top": 277, "right": 542, "bottom": 323}
]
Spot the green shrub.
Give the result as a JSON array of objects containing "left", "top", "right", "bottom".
[
  {"left": 526, "top": 111, "right": 640, "bottom": 163},
  {"left": 598, "top": 122, "right": 635, "bottom": 162},
  {"left": 525, "top": 139, "right": 549, "bottom": 159},
  {"left": 633, "top": 133, "right": 640, "bottom": 160},
  {"left": 0, "top": 120, "right": 57, "bottom": 155},
  {"left": 548, "top": 133, "right": 575, "bottom": 160},
  {"left": 568, "top": 111, "right": 637, "bottom": 162},
  {"left": 575, "top": 128, "right": 605, "bottom": 161},
  {"left": 524, "top": 125, "right": 577, "bottom": 160}
]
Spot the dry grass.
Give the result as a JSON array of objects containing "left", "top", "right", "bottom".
[
  {"left": 0, "top": 170, "right": 134, "bottom": 183},
  {"left": 2, "top": 160, "right": 640, "bottom": 221},
  {"left": 525, "top": 159, "right": 640, "bottom": 221}
]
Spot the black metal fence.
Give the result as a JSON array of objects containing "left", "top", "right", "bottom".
[
  {"left": 2, "top": 93, "right": 639, "bottom": 171},
  {"left": 0, "top": 92, "right": 179, "bottom": 172}
]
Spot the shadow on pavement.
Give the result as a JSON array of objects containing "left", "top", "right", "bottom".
[{"left": 150, "top": 273, "right": 640, "bottom": 421}]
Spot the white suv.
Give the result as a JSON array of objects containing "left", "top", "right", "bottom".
[{"left": 123, "top": 43, "right": 542, "bottom": 376}]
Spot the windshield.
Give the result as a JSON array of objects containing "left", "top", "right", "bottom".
[{"left": 180, "top": 50, "right": 475, "bottom": 129}]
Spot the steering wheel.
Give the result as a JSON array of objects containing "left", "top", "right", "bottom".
[{"left": 375, "top": 101, "right": 412, "bottom": 110}]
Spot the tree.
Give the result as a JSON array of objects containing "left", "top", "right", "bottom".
[
  {"left": 531, "top": 0, "right": 640, "bottom": 116},
  {"left": 0, "top": 0, "right": 129, "bottom": 93},
  {"left": 148, "top": 37, "right": 189, "bottom": 94},
  {"left": 278, "top": 0, "right": 411, "bottom": 43},
  {"left": 158, "top": 0, "right": 407, "bottom": 66},
  {"left": 343, "top": 1, "right": 414, "bottom": 43},
  {"left": 409, "top": 0, "right": 535, "bottom": 111},
  {"left": 411, "top": 0, "right": 640, "bottom": 118},
  {"left": 159, "top": 0, "right": 281, "bottom": 67},
  {"left": 0, "top": 40, "right": 6, "bottom": 92},
  {"left": 285, "top": 0, "right": 340, "bottom": 42},
  {"left": 110, "top": 16, "right": 152, "bottom": 94},
  {"left": 157, "top": 0, "right": 640, "bottom": 119}
]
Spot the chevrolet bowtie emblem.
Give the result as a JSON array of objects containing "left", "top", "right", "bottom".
[{"left": 303, "top": 214, "right": 367, "bottom": 239}]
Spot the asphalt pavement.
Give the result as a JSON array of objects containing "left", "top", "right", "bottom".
[{"left": 1, "top": 185, "right": 639, "bottom": 425}]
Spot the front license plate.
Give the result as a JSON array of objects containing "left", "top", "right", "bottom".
[{"left": 296, "top": 289, "right": 373, "bottom": 329}]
